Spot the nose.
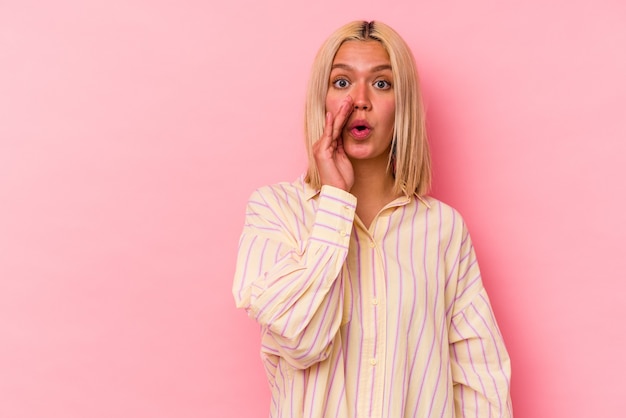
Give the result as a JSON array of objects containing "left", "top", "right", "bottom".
[{"left": 352, "top": 84, "right": 371, "bottom": 110}]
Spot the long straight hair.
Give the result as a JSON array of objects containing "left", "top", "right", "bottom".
[{"left": 304, "top": 21, "right": 431, "bottom": 196}]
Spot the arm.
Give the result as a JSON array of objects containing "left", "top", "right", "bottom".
[
  {"left": 233, "top": 185, "right": 356, "bottom": 369},
  {"left": 448, "top": 224, "right": 513, "bottom": 417}
]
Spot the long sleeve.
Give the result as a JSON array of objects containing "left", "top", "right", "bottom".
[
  {"left": 233, "top": 184, "right": 357, "bottom": 369},
  {"left": 448, "top": 224, "right": 513, "bottom": 417}
]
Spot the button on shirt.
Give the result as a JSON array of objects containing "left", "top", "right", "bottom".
[{"left": 233, "top": 176, "right": 512, "bottom": 418}]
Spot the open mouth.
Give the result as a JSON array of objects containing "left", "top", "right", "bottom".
[
  {"left": 347, "top": 119, "right": 372, "bottom": 139},
  {"left": 349, "top": 124, "right": 371, "bottom": 139}
]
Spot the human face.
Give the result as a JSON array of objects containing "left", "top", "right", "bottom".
[{"left": 326, "top": 40, "right": 395, "bottom": 163}]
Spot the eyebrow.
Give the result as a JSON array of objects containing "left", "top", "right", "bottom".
[{"left": 331, "top": 63, "right": 392, "bottom": 72}]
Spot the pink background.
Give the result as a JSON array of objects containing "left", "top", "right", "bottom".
[{"left": 1, "top": 1, "right": 625, "bottom": 417}]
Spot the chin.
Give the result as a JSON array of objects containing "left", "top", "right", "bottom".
[
  {"left": 345, "top": 149, "right": 372, "bottom": 160},
  {"left": 345, "top": 145, "right": 389, "bottom": 162}
]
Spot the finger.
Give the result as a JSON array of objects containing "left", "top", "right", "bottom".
[
  {"left": 314, "top": 111, "right": 333, "bottom": 154},
  {"left": 321, "top": 111, "right": 334, "bottom": 149},
  {"left": 332, "top": 96, "right": 353, "bottom": 140},
  {"left": 336, "top": 135, "right": 343, "bottom": 152}
]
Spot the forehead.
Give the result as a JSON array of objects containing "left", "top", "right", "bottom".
[{"left": 332, "top": 40, "right": 391, "bottom": 67}]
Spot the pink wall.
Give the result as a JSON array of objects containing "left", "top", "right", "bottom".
[{"left": 1, "top": 1, "right": 625, "bottom": 416}]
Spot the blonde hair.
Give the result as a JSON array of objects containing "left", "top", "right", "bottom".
[{"left": 304, "top": 21, "right": 431, "bottom": 196}]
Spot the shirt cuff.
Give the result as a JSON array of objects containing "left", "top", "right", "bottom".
[{"left": 309, "top": 186, "right": 357, "bottom": 249}]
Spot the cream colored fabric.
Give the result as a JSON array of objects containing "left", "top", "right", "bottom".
[{"left": 234, "top": 177, "right": 512, "bottom": 418}]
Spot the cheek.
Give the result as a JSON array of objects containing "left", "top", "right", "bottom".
[
  {"left": 325, "top": 95, "right": 342, "bottom": 114},
  {"left": 382, "top": 102, "right": 396, "bottom": 129}
]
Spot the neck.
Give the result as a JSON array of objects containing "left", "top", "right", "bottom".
[
  {"left": 350, "top": 156, "right": 398, "bottom": 203},
  {"left": 349, "top": 158, "right": 400, "bottom": 229}
]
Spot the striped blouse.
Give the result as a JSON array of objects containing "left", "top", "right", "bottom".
[{"left": 233, "top": 176, "right": 512, "bottom": 418}]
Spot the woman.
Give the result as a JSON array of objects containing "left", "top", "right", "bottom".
[{"left": 233, "top": 21, "right": 512, "bottom": 418}]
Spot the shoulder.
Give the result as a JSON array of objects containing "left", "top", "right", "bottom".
[
  {"left": 418, "top": 195, "right": 464, "bottom": 221},
  {"left": 249, "top": 176, "right": 309, "bottom": 204},
  {"left": 416, "top": 195, "right": 470, "bottom": 238},
  {"left": 245, "top": 176, "right": 313, "bottom": 219}
]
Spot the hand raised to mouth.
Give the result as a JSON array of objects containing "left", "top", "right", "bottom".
[{"left": 313, "top": 96, "right": 354, "bottom": 192}]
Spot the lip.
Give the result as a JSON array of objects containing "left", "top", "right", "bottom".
[
  {"left": 348, "top": 119, "right": 371, "bottom": 130},
  {"left": 347, "top": 119, "right": 372, "bottom": 140}
]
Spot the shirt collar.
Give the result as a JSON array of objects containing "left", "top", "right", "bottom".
[
  {"left": 401, "top": 184, "right": 431, "bottom": 209},
  {"left": 303, "top": 177, "right": 431, "bottom": 209},
  {"left": 303, "top": 179, "right": 319, "bottom": 200}
]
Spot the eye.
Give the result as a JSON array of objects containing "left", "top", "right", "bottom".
[
  {"left": 332, "top": 78, "right": 350, "bottom": 89},
  {"left": 374, "top": 79, "right": 391, "bottom": 90}
]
